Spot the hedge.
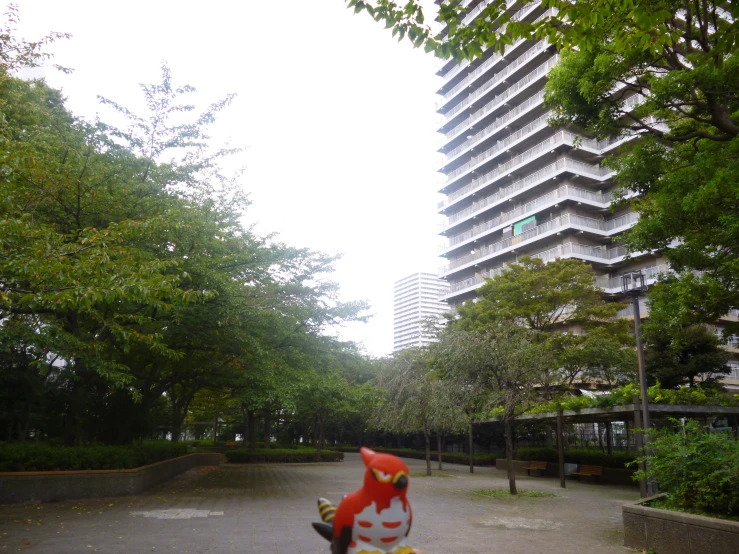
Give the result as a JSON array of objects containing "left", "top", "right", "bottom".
[
  {"left": 333, "top": 445, "right": 361, "bottom": 453},
  {"left": 514, "top": 447, "right": 636, "bottom": 469},
  {"left": 367, "top": 447, "right": 498, "bottom": 467},
  {"left": 0, "top": 441, "right": 188, "bottom": 472},
  {"left": 183, "top": 440, "right": 225, "bottom": 448},
  {"left": 225, "top": 448, "right": 344, "bottom": 463}
]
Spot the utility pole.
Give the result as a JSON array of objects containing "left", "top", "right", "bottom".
[{"left": 622, "top": 271, "right": 658, "bottom": 497}]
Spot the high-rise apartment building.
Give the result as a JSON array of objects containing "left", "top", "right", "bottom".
[
  {"left": 433, "top": 1, "right": 739, "bottom": 389},
  {"left": 393, "top": 272, "right": 449, "bottom": 351}
]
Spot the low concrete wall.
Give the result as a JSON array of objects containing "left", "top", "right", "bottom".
[
  {"left": 0, "top": 452, "right": 222, "bottom": 504},
  {"left": 623, "top": 495, "right": 739, "bottom": 554},
  {"left": 495, "top": 459, "right": 636, "bottom": 486}
]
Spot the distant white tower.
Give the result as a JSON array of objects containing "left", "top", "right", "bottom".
[{"left": 393, "top": 272, "right": 449, "bottom": 351}]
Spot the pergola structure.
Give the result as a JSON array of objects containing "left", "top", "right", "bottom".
[{"left": 476, "top": 403, "right": 739, "bottom": 497}]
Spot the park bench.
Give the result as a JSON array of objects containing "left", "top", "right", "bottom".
[
  {"left": 225, "top": 441, "right": 238, "bottom": 448},
  {"left": 522, "top": 461, "right": 548, "bottom": 476},
  {"left": 566, "top": 464, "right": 604, "bottom": 482}
]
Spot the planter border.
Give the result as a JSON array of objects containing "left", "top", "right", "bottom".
[
  {"left": 0, "top": 452, "right": 222, "bottom": 505},
  {"left": 622, "top": 494, "right": 739, "bottom": 554},
  {"left": 0, "top": 452, "right": 216, "bottom": 476}
]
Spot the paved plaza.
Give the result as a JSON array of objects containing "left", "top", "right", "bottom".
[{"left": 0, "top": 454, "right": 638, "bottom": 553}]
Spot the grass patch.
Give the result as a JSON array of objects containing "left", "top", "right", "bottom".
[{"left": 475, "top": 488, "right": 560, "bottom": 499}]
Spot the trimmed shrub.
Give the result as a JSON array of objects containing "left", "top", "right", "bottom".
[
  {"left": 183, "top": 440, "right": 224, "bottom": 448},
  {"left": 0, "top": 441, "right": 188, "bottom": 472},
  {"left": 225, "top": 449, "right": 344, "bottom": 463},
  {"left": 367, "top": 447, "right": 498, "bottom": 467},
  {"left": 634, "top": 420, "right": 739, "bottom": 517},
  {"left": 333, "top": 445, "right": 361, "bottom": 453},
  {"left": 514, "top": 447, "right": 635, "bottom": 469}
]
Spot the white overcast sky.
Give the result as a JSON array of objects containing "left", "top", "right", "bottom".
[{"left": 13, "top": 0, "right": 445, "bottom": 357}]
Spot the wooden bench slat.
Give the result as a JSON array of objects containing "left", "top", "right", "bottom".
[
  {"left": 522, "top": 461, "right": 547, "bottom": 476},
  {"left": 566, "top": 464, "right": 604, "bottom": 480}
]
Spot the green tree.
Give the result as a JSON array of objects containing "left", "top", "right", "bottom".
[
  {"left": 374, "top": 347, "right": 468, "bottom": 475},
  {"left": 644, "top": 323, "right": 731, "bottom": 389},
  {"left": 348, "top": 1, "right": 739, "bottom": 74},
  {"left": 0, "top": 4, "right": 70, "bottom": 75},
  {"left": 633, "top": 419, "right": 739, "bottom": 517},
  {"left": 454, "top": 256, "right": 630, "bottom": 393},
  {"left": 432, "top": 324, "right": 547, "bottom": 494},
  {"left": 0, "top": 15, "right": 374, "bottom": 446},
  {"left": 552, "top": 327, "right": 637, "bottom": 388},
  {"left": 456, "top": 256, "right": 620, "bottom": 332}
]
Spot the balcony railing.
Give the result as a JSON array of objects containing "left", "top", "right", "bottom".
[
  {"left": 594, "top": 264, "right": 671, "bottom": 291},
  {"left": 444, "top": 90, "right": 546, "bottom": 161},
  {"left": 529, "top": 242, "right": 628, "bottom": 264},
  {"left": 441, "top": 156, "right": 614, "bottom": 231},
  {"left": 435, "top": 0, "right": 497, "bottom": 71},
  {"left": 440, "top": 35, "right": 549, "bottom": 119},
  {"left": 444, "top": 111, "right": 552, "bottom": 183},
  {"left": 444, "top": 258, "right": 664, "bottom": 299},
  {"left": 442, "top": 128, "right": 609, "bottom": 206},
  {"left": 443, "top": 184, "right": 612, "bottom": 251},
  {"left": 436, "top": 2, "right": 543, "bottom": 105},
  {"left": 443, "top": 54, "right": 559, "bottom": 141},
  {"left": 442, "top": 212, "right": 638, "bottom": 274}
]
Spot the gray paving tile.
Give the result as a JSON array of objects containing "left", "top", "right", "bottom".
[{"left": 0, "top": 454, "right": 637, "bottom": 553}]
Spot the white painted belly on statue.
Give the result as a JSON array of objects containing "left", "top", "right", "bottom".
[{"left": 348, "top": 496, "right": 411, "bottom": 553}]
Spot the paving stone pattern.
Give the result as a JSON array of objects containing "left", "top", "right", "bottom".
[{"left": 0, "top": 454, "right": 637, "bottom": 553}]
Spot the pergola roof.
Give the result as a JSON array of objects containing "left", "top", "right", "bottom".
[{"left": 475, "top": 403, "right": 739, "bottom": 425}]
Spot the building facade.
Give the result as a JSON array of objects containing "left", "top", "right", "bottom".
[
  {"left": 393, "top": 272, "right": 449, "bottom": 351},
  {"left": 433, "top": 0, "right": 739, "bottom": 388}
]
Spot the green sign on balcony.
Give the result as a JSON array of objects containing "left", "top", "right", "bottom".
[{"left": 513, "top": 215, "right": 536, "bottom": 236}]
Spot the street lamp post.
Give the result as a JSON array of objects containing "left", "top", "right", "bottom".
[{"left": 621, "top": 271, "right": 658, "bottom": 497}]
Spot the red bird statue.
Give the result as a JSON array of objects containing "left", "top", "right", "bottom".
[{"left": 312, "top": 447, "right": 417, "bottom": 554}]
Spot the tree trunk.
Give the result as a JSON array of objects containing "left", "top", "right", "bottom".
[
  {"left": 605, "top": 421, "right": 613, "bottom": 455},
  {"left": 213, "top": 412, "right": 219, "bottom": 444},
  {"left": 248, "top": 410, "right": 256, "bottom": 453},
  {"left": 263, "top": 410, "right": 271, "bottom": 451},
  {"left": 422, "top": 418, "right": 431, "bottom": 476},
  {"left": 17, "top": 403, "right": 31, "bottom": 442},
  {"left": 437, "top": 433, "right": 444, "bottom": 470},
  {"left": 505, "top": 418, "right": 517, "bottom": 495},
  {"left": 468, "top": 423, "right": 474, "bottom": 474},
  {"left": 317, "top": 411, "right": 326, "bottom": 451},
  {"left": 63, "top": 367, "right": 90, "bottom": 445},
  {"left": 625, "top": 420, "right": 631, "bottom": 454},
  {"left": 171, "top": 422, "right": 181, "bottom": 443},
  {"left": 242, "top": 409, "right": 248, "bottom": 447}
]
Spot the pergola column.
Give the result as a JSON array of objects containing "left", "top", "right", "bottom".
[{"left": 556, "top": 408, "right": 566, "bottom": 489}]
